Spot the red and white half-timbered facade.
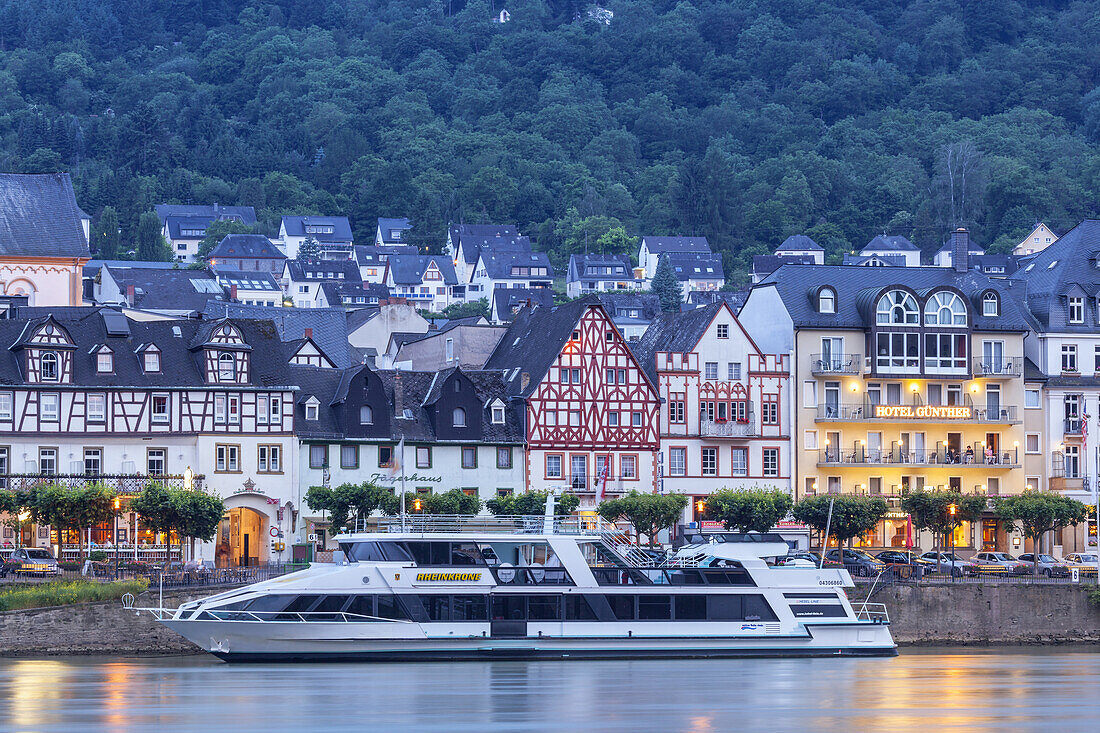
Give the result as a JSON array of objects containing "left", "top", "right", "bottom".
[
  {"left": 485, "top": 298, "right": 660, "bottom": 507},
  {"left": 633, "top": 302, "right": 791, "bottom": 521}
]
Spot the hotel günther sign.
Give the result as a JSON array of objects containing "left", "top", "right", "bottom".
[{"left": 873, "top": 405, "right": 972, "bottom": 419}]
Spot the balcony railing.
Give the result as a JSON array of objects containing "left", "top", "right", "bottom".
[
  {"left": 1064, "top": 418, "right": 1084, "bottom": 437},
  {"left": 972, "top": 356, "right": 1022, "bottom": 377},
  {"left": 700, "top": 416, "right": 756, "bottom": 438},
  {"left": 816, "top": 402, "right": 1018, "bottom": 423},
  {"left": 545, "top": 475, "right": 636, "bottom": 495},
  {"left": 0, "top": 473, "right": 206, "bottom": 493},
  {"left": 810, "top": 353, "right": 862, "bottom": 375},
  {"left": 1050, "top": 475, "right": 1091, "bottom": 492},
  {"left": 817, "top": 448, "right": 1019, "bottom": 468}
]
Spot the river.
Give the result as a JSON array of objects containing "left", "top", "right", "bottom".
[{"left": 1, "top": 649, "right": 1097, "bottom": 732}]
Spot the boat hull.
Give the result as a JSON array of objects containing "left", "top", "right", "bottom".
[{"left": 160, "top": 619, "right": 897, "bottom": 662}]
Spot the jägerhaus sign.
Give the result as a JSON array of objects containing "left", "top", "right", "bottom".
[{"left": 874, "top": 405, "right": 972, "bottom": 419}]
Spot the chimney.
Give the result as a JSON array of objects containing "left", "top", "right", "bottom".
[
  {"left": 393, "top": 372, "right": 403, "bottom": 416},
  {"left": 230, "top": 284, "right": 238, "bottom": 301},
  {"left": 126, "top": 284, "right": 135, "bottom": 304},
  {"left": 520, "top": 371, "right": 530, "bottom": 391},
  {"left": 304, "top": 327, "right": 313, "bottom": 340},
  {"left": 952, "top": 228, "right": 969, "bottom": 273}
]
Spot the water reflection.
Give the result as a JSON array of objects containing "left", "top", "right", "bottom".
[{"left": 1, "top": 650, "right": 1098, "bottom": 732}]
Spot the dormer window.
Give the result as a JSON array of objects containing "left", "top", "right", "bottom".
[
  {"left": 924, "top": 291, "right": 967, "bottom": 326},
  {"left": 452, "top": 407, "right": 467, "bottom": 427},
  {"left": 40, "top": 352, "right": 59, "bottom": 381},
  {"left": 818, "top": 288, "right": 836, "bottom": 314},
  {"left": 983, "top": 292, "right": 999, "bottom": 317},
  {"left": 491, "top": 405, "right": 505, "bottom": 424},
  {"left": 360, "top": 405, "right": 373, "bottom": 425},
  {"left": 218, "top": 352, "right": 235, "bottom": 381},
  {"left": 305, "top": 398, "right": 319, "bottom": 421},
  {"left": 876, "top": 290, "right": 919, "bottom": 325},
  {"left": 96, "top": 351, "right": 113, "bottom": 373},
  {"left": 144, "top": 351, "right": 160, "bottom": 373},
  {"left": 1069, "top": 297, "right": 1084, "bottom": 324}
]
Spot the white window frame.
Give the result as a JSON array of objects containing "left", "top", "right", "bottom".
[
  {"left": 40, "top": 393, "right": 60, "bottom": 422},
  {"left": 804, "top": 430, "right": 818, "bottom": 450},
  {"left": 668, "top": 448, "right": 686, "bottom": 476},
  {"left": 803, "top": 380, "right": 817, "bottom": 408},
  {"left": 87, "top": 393, "right": 106, "bottom": 423},
  {"left": 1025, "top": 433, "right": 1040, "bottom": 454},
  {"left": 151, "top": 394, "right": 169, "bottom": 424}
]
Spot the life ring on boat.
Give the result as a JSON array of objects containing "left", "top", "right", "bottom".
[
  {"left": 529, "top": 563, "right": 545, "bottom": 584},
  {"left": 496, "top": 563, "right": 516, "bottom": 583}
]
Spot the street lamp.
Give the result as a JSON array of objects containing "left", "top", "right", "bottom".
[
  {"left": 16, "top": 511, "right": 29, "bottom": 549},
  {"left": 113, "top": 497, "right": 121, "bottom": 579},
  {"left": 948, "top": 503, "right": 958, "bottom": 582}
]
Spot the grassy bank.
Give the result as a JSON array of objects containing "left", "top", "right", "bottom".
[{"left": 0, "top": 579, "right": 149, "bottom": 612}]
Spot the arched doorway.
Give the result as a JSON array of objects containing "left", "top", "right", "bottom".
[{"left": 215, "top": 507, "right": 268, "bottom": 567}]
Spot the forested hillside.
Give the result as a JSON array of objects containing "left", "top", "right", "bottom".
[{"left": 2, "top": 0, "right": 1099, "bottom": 278}]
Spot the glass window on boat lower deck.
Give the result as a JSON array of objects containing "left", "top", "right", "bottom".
[
  {"left": 526, "top": 595, "right": 562, "bottom": 620},
  {"left": 707, "top": 594, "right": 778, "bottom": 622},
  {"left": 673, "top": 595, "right": 706, "bottom": 620},
  {"left": 422, "top": 595, "right": 451, "bottom": 621},
  {"left": 452, "top": 595, "right": 489, "bottom": 621},
  {"left": 608, "top": 594, "right": 635, "bottom": 620},
  {"left": 565, "top": 595, "right": 599, "bottom": 620},
  {"left": 637, "top": 595, "right": 672, "bottom": 620}
]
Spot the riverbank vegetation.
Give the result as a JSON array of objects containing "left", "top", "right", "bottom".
[{"left": 0, "top": 579, "right": 149, "bottom": 612}]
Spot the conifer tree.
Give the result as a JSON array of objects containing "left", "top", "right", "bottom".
[{"left": 651, "top": 255, "right": 682, "bottom": 312}]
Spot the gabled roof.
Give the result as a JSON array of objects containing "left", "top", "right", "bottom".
[
  {"left": 593, "top": 292, "right": 662, "bottom": 321},
  {"left": 449, "top": 223, "right": 529, "bottom": 264},
  {"left": 281, "top": 215, "right": 353, "bottom": 242},
  {"left": 758, "top": 264, "right": 1032, "bottom": 331},
  {"left": 685, "top": 290, "right": 747, "bottom": 310},
  {"left": 200, "top": 301, "right": 355, "bottom": 367},
  {"left": 567, "top": 253, "right": 634, "bottom": 282},
  {"left": 103, "top": 266, "right": 225, "bottom": 313},
  {"left": 320, "top": 281, "right": 390, "bottom": 305},
  {"left": 863, "top": 234, "right": 918, "bottom": 252},
  {"left": 663, "top": 252, "right": 724, "bottom": 281},
  {"left": 155, "top": 204, "right": 257, "bottom": 227},
  {"left": 209, "top": 234, "right": 286, "bottom": 261},
  {"left": 1012, "top": 219, "right": 1100, "bottom": 330},
  {"left": 840, "top": 253, "right": 906, "bottom": 267},
  {"left": 753, "top": 254, "right": 815, "bottom": 276},
  {"left": 631, "top": 303, "right": 727, "bottom": 383},
  {"left": 377, "top": 217, "right": 412, "bottom": 244},
  {"left": 284, "top": 258, "right": 362, "bottom": 282},
  {"left": 0, "top": 173, "right": 91, "bottom": 258},
  {"left": 387, "top": 255, "right": 458, "bottom": 285},
  {"left": 476, "top": 249, "right": 553, "bottom": 279},
  {"left": 215, "top": 270, "right": 281, "bottom": 292},
  {"left": 355, "top": 244, "right": 418, "bottom": 266},
  {"left": 491, "top": 288, "right": 554, "bottom": 321},
  {"left": 776, "top": 234, "right": 822, "bottom": 252},
  {"left": 641, "top": 236, "right": 711, "bottom": 254}
]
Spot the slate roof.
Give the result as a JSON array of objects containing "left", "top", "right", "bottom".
[
  {"left": 281, "top": 215, "right": 354, "bottom": 242},
  {"left": 284, "top": 258, "right": 362, "bottom": 282},
  {"left": 593, "top": 292, "right": 662, "bottom": 321},
  {"left": 355, "top": 245, "right": 418, "bottom": 266},
  {"left": 757, "top": 264, "right": 1032, "bottom": 332},
  {"left": 0, "top": 312, "right": 297, "bottom": 388},
  {"left": 377, "top": 217, "right": 412, "bottom": 244},
  {"left": 567, "top": 253, "right": 635, "bottom": 282},
  {"left": 777, "top": 234, "right": 823, "bottom": 252},
  {"left": 449, "top": 223, "right": 530, "bottom": 265},
  {"left": 664, "top": 252, "right": 724, "bottom": 281},
  {"left": 84, "top": 260, "right": 177, "bottom": 278},
  {"left": 476, "top": 250, "right": 553, "bottom": 279},
  {"left": 200, "top": 302, "right": 355, "bottom": 368},
  {"left": 103, "top": 266, "right": 226, "bottom": 313},
  {"left": 0, "top": 173, "right": 91, "bottom": 258},
  {"left": 320, "top": 281, "right": 390, "bottom": 305},
  {"left": 753, "top": 254, "right": 815, "bottom": 278},
  {"left": 642, "top": 236, "right": 711, "bottom": 254},
  {"left": 840, "top": 253, "right": 906, "bottom": 266},
  {"left": 1012, "top": 219, "right": 1100, "bottom": 331},
  {"left": 631, "top": 303, "right": 728, "bottom": 384},
  {"left": 685, "top": 290, "right": 747, "bottom": 311},
  {"left": 209, "top": 234, "right": 286, "bottom": 261},
  {"left": 345, "top": 307, "right": 381, "bottom": 331},
  {"left": 863, "top": 234, "right": 918, "bottom": 252},
  {"left": 491, "top": 288, "right": 554, "bottom": 321},
  {"left": 483, "top": 296, "right": 600, "bottom": 397},
  {"left": 155, "top": 204, "right": 257, "bottom": 227},
  {"left": 386, "top": 255, "right": 458, "bottom": 285}
]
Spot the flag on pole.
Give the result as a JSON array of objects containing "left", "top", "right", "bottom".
[
  {"left": 596, "top": 457, "right": 610, "bottom": 503},
  {"left": 390, "top": 438, "right": 404, "bottom": 477}
]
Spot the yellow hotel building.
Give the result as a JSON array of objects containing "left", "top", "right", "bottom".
[{"left": 741, "top": 232, "right": 1041, "bottom": 553}]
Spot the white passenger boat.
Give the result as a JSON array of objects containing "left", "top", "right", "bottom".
[{"left": 145, "top": 514, "right": 896, "bottom": 661}]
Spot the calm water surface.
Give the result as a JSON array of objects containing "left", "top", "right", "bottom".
[{"left": 1, "top": 649, "right": 1098, "bottom": 732}]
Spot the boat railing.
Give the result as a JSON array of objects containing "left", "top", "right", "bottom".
[
  {"left": 359, "top": 514, "right": 619, "bottom": 536},
  {"left": 853, "top": 602, "right": 890, "bottom": 624},
  {"left": 134, "top": 607, "right": 417, "bottom": 624}
]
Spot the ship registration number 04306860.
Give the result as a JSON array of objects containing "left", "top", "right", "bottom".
[{"left": 818, "top": 579, "right": 844, "bottom": 586}]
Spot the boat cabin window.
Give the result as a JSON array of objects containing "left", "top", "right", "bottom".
[
  {"left": 598, "top": 594, "right": 776, "bottom": 621},
  {"left": 404, "top": 541, "right": 486, "bottom": 566},
  {"left": 342, "top": 541, "right": 414, "bottom": 563},
  {"left": 479, "top": 541, "right": 558, "bottom": 569}
]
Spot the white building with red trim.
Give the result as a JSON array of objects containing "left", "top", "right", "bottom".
[{"left": 483, "top": 296, "right": 660, "bottom": 508}]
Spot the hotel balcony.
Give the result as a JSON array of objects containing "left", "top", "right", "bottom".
[
  {"left": 1064, "top": 418, "right": 1085, "bottom": 438},
  {"left": 971, "top": 356, "right": 1022, "bottom": 377},
  {"left": 1050, "top": 475, "right": 1091, "bottom": 492},
  {"left": 0, "top": 473, "right": 205, "bottom": 493},
  {"left": 816, "top": 402, "right": 1019, "bottom": 424},
  {"left": 699, "top": 415, "right": 756, "bottom": 438},
  {"left": 817, "top": 447, "right": 1019, "bottom": 469},
  {"left": 810, "top": 353, "right": 862, "bottom": 376}
]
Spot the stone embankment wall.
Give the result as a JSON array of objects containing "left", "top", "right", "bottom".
[
  {"left": 2, "top": 584, "right": 1099, "bottom": 655},
  {"left": 874, "top": 583, "right": 1100, "bottom": 644},
  {"left": 0, "top": 587, "right": 216, "bottom": 656}
]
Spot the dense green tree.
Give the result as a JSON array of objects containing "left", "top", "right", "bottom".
[
  {"left": 597, "top": 491, "right": 689, "bottom": 547},
  {"left": 305, "top": 482, "right": 398, "bottom": 535},
  {"left": 793, "top": 495, "right": 889, "bottom": 551},
  {"left": 28, "top": 483, "right": 117, "bottom": 559},
  {"left": 93, "top": 206, "right": 121, "bottom": 259},
  {"left": 900, "top": 489, "right": 987, "bottom": 553},
  {"left": 650, "top": 255, "right": 682, "bottom": 312},
  {"left": 703, "top": 487, "right": 792, "bottom": 534},
  {"left": 486, "top": 491, "right": 580, "bottom": 516},
  {"left": 996, "top": 492, "right": 1089, "bottom": 576},
  {"left": 135, "top": 211, "right": 171, "bottom": 262},
  {"left": 442, "top": 298, "right": 490, "bottom": 320}
]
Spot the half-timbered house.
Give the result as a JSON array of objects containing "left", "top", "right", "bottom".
[
  {"left": 483, "top": 296, "right": 661, "bottom": 507},
  {"left": 0, "top": 311, "right": 300, "bottom": 567},
  {"left": 632, "top": 302, "right": 792, "bottom": 524}
]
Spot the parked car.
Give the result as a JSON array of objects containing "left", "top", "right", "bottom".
[
  {"left": 1017, "top": 553, "right": 1070, "bottom": 578},
  {"left": 776, "top": 551, "right": 842, "bottom": 568},
  {"left": 1062, "top": 553, "right": 1099, "bottom": 577},
  {"left": 823, "top": 548, "right": 887, "bottom": 577},
  {"left": 0, "top": 549, "right": 15, "bottom": 577},
  {"left": 973, "top": 551, "right": 1030, "bottom": 575},
  {"left": 875, "top": 550, "right": 936, "bottom": 568},
  {"left": 10, "top": 547, "right": 61, "bottom": 576},
  {"left": 919, "top": 551, "right": 975, "bottom": 577}
]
